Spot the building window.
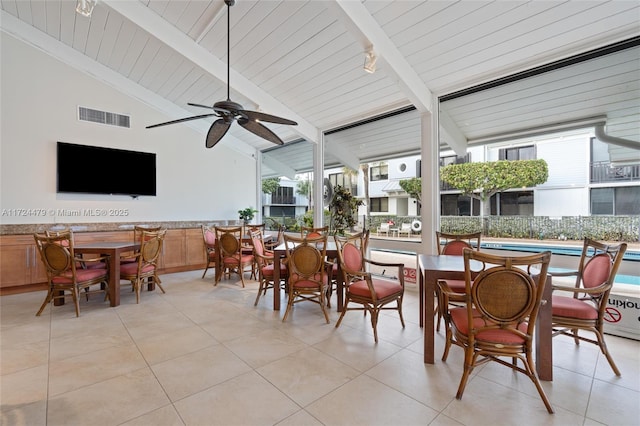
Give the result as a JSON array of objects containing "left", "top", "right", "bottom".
[
  {"left": 591, "top": 187, "right": 640, "bottom": 215},
  {"left": 269, "top": 206, "right": 296, "bottom": 217},
  {"left": 441, "top": 194, "right": 479, "bottom": 216},
  {"left": 329, "top": 172, "right": 357, "bottom": 195},
  {"left": 439, "top": 153, "right": 470, "bottom": 167},
  {"left": 370, "top": 197, "right": 389, "bottom": 212},
  {"left": 499, "top": 145, "right": 536, "bottom": 160},
  {"left": 271, "top": 186, "right": 294, "bottom": 204},
  {"left": 489, "top": 191, "right": 534, "bottom": 215},
  {"left": 370, "top": 164, "right": 388, "bottom": 181}
]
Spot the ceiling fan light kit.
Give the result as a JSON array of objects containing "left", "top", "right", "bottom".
[
  {"left": 364, "top": 50, "right": 377, "bottom": 74},
  {"left": 146, "top": 0, "right": 297, "bottom": 149},
  {"left": 76, "top": 0, "right": 97, "bottom": 17}
]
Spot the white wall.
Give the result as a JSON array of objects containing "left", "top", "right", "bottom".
[
  {"left": 535, "top": 188, "right": 588, "bottom": 216},
  {"left": 1, "top": 34, "right": 257, "bottom": 225}
]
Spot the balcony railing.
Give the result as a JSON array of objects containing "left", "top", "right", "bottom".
[{"left": 591, "top": 161, "right": 640, "bottom": 183}]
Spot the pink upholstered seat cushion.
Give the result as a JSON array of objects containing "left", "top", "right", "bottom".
[
  {"left": 450, "top": 307, "right": 527, "bottom": 344},
  {"left": 208, "top": 251, "right": 217, "bottom": 260},
  {"left": 52, "top": 268, "right": 107, "bottom": 284},
  {"left": 223, "top": 254, "right": 253, "bottom": 266},
  {"left": 552, "top": 295, "right": 598, "bottom": 320},
  {"left": 291, "top": 275, "right": 328, "bottom": 288},
  {"left": 348, "top": 279, "right": 402, "bottom": 299},
  {"left": 120, "top": 262, "right": 155, "bottom": 275}
]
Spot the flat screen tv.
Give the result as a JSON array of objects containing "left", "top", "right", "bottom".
[{"left": 57, "top": 142, "right": 156, "bottom": 197}]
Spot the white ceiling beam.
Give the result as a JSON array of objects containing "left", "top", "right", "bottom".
[
  {"left": 439, "top": 109, "right": 468, "bottom": 156},
  {"left": 325, "top": 0, "right": 433, "bottom": 115},
  {"left": 325, "top": 140, "right": 360, "bottom": 171},
  {"left": 263, "top": 155, "right": 298, "bottom": 180},
  {"left": 102, "top": 0, "right": 318, "bottom": 144}
]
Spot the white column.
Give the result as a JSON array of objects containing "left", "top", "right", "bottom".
[
  {"left": 420, "top": 107, "right": 439, "bottom": 255},
  {"left": 313, "top": 130, "right": 325, "bottom": 227}
]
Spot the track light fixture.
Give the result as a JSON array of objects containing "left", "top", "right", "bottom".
[
  {"left": 363, "top": 50, "right": 377, "bottom": 74},
  {"left": 76, "top": 0, "right": 97, "bottom": 17}
]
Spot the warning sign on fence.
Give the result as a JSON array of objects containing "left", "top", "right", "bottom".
[{"left": 403, "top": 267, "right": 417, "bottom": 284}]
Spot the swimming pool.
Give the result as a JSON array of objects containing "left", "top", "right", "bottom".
[
  {"left": 479, "top": 241, "right": 640, "bottom": 262},
  {"left": 373, "top": 242, "right": 640, "bottom": 287}
]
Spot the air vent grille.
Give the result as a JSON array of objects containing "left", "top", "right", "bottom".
[{"left": 78, "top": 106, "right": 130, "bottom": 128}]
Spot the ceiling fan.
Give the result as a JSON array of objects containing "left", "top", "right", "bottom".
[{"left": 146, "top": 0, "right": 297, "bottom": 149}]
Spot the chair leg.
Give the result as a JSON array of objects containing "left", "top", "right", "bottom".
[
  {"left": 455, "top": 349, "right": 475, "bottom": 399},
  {"left": 282, "top": 294, "right": 295, "bottom": 322},
  {"left": 525, "top": 352, "right": 554, "bottom": 413},
  {"left": 594, "top": 328, "right": 621, "bottom": 376},
  {"left": 254, "top": 278, "right": 267, "bottom": 306},
  {"left": 71, "top": 287, "right": 80, "bottom": 317},
  {"left": 201, "top": 264, "right": 210, "bottom": 279},
  {"left": 335, "top": 301, "right": 348, "bottom": 328},
  {"left": 319, "top": 289, "right": 330, "bottom": 324},
  {"left": 103, "top": 281, "right": 110, "bottom": 302},
  {"left": 370, "top": 307, "right": 380, "bottom": 343},
  {"left": 36, "top": 289, "right": 54, "bottom": 316},
  {"left": 397, "top": 299, "right": 405, "bottom": 328}
]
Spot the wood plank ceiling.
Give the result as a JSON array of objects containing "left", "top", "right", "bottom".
[{"left": 2, "top": 0, "right": 639, "bottom": 177}]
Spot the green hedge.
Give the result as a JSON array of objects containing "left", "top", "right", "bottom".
[{"left": 266, "top": 215, "right": 639, "bottom": 242}]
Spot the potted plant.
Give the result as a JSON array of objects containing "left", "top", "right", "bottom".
[
  {"left": 329, "top": 185, "right": 364, "bottom": 235},
  {"left": 238, "top": 207, "right": 258, "bottom": 224}
]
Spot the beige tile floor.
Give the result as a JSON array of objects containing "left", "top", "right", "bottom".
[{"left": 1, "top": 251, "right": 639, "bottom": 426}]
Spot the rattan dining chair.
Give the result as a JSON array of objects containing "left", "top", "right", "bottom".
[
  {"left": 251, "top": 230, "right": 288, "bottom": 306},
  {"left": 334, "top": 230, "right": 405, "bottom": 343},
  {"left": 282, "top": 233, "right": 330, "bottom": 323},
  {"left": 34, "top": 230, "right": 110, "bottom": 317},
  {"left": 551, "top": 238, "right": 627, "bottom": 376},
  {"left": 201, "top": 225, "right": 217, "bottom": 279},
  {"left": 439, "top": 249, "right": 553, "bottom": 413},
  {"left": 215, "top": 226, "right": 254, "bottom": 287},
  {"left": 120, "top": 229, "right": 167, "bottom": 303},
  {"left": 435, "top": 231, "right": 482, "bottom": 332}
]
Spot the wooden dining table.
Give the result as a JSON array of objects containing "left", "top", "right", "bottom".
[
  {"left": 271, "top": 240, "right": 343, "bottom": 312},
  {"left": 75, "top": 241, "right": 140, "bottom": 307},
  {"left": 418, "top": 254, "right": 553, "bottom": 381}
]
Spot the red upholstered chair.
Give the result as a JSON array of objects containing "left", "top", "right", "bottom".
[
  {"left": 282, "top": 234, "right": 330, "bottom": 323},
  {"left": 301, "top": 226, "right": 339, "bottom": 305},
  {"left": 120, "top": 229, "right": 166, "bottom": 304},
  {"left": 201, "top": 225, "right": 217, "bottom": 279},
  {"left": 251, "top": 230, "right": 288, "bottom": 306},
  {"left": 120, "top": 225, "right": 163, "bottom": 265},
  {"left": 215, "top": 226, "right": 253, "bottom": 287},
  {"left": 46, "top": 228, "right": 107, "bottom": 271},
  {"left": 440, "top": 249, "right": 553, "bottom": 413},
  {"left": 334, "top": 230, "right": 405, "bottom": 343},
  {"left": 551, "top": 238, "right": 627, "bottom": 376},
  {"left": 300, "top": 226, "right": 329, "bottom": 238},
  {"left": 34, "top": 230, "right": 110, "bottom": 317},
  {"left": 435, "top": 231, "right": 481, "bottom": 332}
]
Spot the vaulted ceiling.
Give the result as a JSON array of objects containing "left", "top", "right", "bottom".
[{"left": 2, "top": 0, "right": 639, "bottom": 176}]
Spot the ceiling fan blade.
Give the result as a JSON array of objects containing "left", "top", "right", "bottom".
[
  {"left": 188, "top": 103, "right": 215, "bottom": 110},
  {"left": 238, "top": 118, "right": 284, "bottom": 145},
  {"left": 242, "top": 110, "right": 297, "bottom": 126},
  {"left": 206, "top": 119, "right": 232, "bottom": 148},
  {"left": 146, "top": 114, "right": 216, "bottom": 129}
]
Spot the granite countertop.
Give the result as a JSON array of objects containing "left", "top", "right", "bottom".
[{"left": 0, "top": 220, "right": 243, "bottom": 236}]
